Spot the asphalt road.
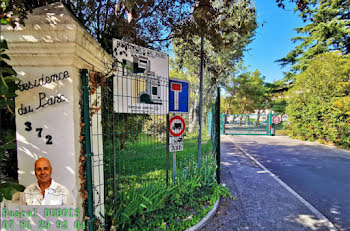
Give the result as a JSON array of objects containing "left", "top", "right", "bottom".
[{"left": 229, "top": 135, "right": 350, "bottom": 231}]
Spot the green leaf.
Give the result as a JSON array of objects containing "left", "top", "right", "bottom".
[
  {"left": 121, "top": 212, "right": 130, "bottom": 220},
  {"left": 4, "top": 76, "right": 20, "bottom": 82},
  {"left": 1, "top": 53, "right": 10, "bottom": 60},
  {"left": 9, "top": 183, "right": 25, "bottom": 192},
  {"left": 0, "top": 140, "right": 16, "bottom": 150},
  {"left": 0, "top": 18, "right": 12, "bottom": 25},
  {"left": 0, "top": 84, "right": 9, "bottom": 95},
  {"left": 2, "top": 187, "right": 16, "bottom": 200},
  {"left": 0, "top": 183, "right": 25, "bottom": 201},
  {"left": 0, "top": 40, "right": 8, "bottom": 49},
  {"left": 0, "top": 67, "right": 16, "bottom": 76}
]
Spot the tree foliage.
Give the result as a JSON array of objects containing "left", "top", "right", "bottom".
[
  {"left": 9, "top": 0, "right": 257, "bottom": 53},
  {"left": 264, "top": 81, "right": 289, "bottom": 113},
  {"left": 0, "top": 0, "right": 24, "bottom": 202},
  {"left": 174, "top": 0, "right": 257, "bottom": 63},
  {"left": 0, "top": 1, "right": 20, "bottom": 112},
  {"left": 172, "top": 0, "right": 257, "bottom": 130},
  {"left": 222, "top": 70, "right": 267, "bottom": 115},
  {"left": 221, "top": 72, "right": 290, "bottom": 118},
  {"left": 286, "top": 52, "right": 350, "bottom": 148},
  {"left": 276, "top": 0, "right": 313, "bottom": 18},
  {"left": 277, "top": 0, "right": 350, "bottom": 74},
  {"left": 5, "top": 0, "right": 193, "bottom": 52}
]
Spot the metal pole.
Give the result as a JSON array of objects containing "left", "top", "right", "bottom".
[
  {"left": 220, "top": 113, "right": 224, "bottom": 134},
  {"left": 266, "top": 114, "right": 269, "bottom": 135},
  {"left": 166, "top": 114, "right": 169, "bottom": 186},
  {"left": 216, "top": 87, "right": 221, "bottom": 184},
  {"left": 269, "top": 113, "right": 272, "bottom": 136},
  {"left": 81, "top": 69, "right": 95, "bottom": 231},
  {"left": 197, "top": 36, "right": 204, "bottom": 167},
  {"left": 248, "top": 115, "right": 250, "bottom": 135},
  {"left": 172, "top": 152, "right": 176, "bottom": 184}
]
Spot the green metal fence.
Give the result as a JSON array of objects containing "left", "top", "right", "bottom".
[
  {"left": 223, "top": 114, "right": 274, "bottom": 135},
  {"left": 82, "top": 64, "right": 221, "bottom": 230}
]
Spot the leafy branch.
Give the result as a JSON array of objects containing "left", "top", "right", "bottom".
[{"left": 0, "top": 0, "right": 24, "bottom": 203}]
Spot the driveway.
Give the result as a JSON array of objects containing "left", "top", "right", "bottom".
[{"left": 202, "top": 135, "right": 350, "bottom": 230}]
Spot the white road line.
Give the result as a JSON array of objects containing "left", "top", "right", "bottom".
[{"left": 226, "top": 135, "right": 339, "bottom": 231}]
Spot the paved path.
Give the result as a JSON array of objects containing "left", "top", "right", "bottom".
[
  {"left": 202, "top": 135, "right": 345, "bottom": 231},
  {"left": 227, "top": 135, "right": 350, "bottom": 231}
]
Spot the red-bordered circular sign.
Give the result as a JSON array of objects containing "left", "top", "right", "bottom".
[
  {"left": 272, "top": 116, "right": 281, "bottom": 124},
  {"left": 169, "top": 116, "right": 186, "bottom": 137}
]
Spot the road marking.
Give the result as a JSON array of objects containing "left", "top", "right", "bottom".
[{"left": 226, "top": 136, "right": 339, "bottom": 231}]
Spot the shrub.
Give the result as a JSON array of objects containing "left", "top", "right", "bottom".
[{"left": 286, "top": 52, "right": 350, "bottom": 148}]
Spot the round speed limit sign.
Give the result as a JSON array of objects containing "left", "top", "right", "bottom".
[{"left": 272, "top": 116, "right": 281, "bottom": 124}]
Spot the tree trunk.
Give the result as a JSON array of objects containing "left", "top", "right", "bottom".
[
  {"left": 256, "top": 110, "right": 262, "bottom": 125},
  {"left": 189, "top": 95, "right": 199, "bottom": 133},
  {"left": 239, "top": 98, "right": 247, "bottom": 126},
  {"left": 225, "top": 98, "right": 232, "bottom": 119}
]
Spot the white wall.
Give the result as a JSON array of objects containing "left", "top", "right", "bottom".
[{"left": 15, "top": 67, "right": 76, "bottom": 193}]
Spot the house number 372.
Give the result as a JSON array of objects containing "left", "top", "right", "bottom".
[{"left": 24, "top": 121, "right": 53, "bottom": 145}]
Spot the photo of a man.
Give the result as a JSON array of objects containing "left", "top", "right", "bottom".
[{"left": 23, "top": 157, "right": 72, "bottom": 205}]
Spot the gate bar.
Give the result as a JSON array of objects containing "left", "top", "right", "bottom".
[
  {"left": 166, "top": 114, "right": 169, "bottom": 186},
  {"left": 216, "top": 87, "right": 221, "bottom": 184}
]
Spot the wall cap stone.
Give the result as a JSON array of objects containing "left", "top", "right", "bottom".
[{"left": 1, "top": 2, "right": 114, "bottom": 73}]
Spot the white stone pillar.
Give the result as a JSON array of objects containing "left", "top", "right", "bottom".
[{"left": 1, "top": 2, "right": 113, "bottom": 229}]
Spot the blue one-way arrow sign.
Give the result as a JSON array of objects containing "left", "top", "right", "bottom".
[{"left": 169, "top": 79, "right": 189, "bottom": 113}]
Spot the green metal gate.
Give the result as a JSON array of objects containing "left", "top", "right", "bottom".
[{"left": 223, "top": 114, "right": 274, "bottom": 135}]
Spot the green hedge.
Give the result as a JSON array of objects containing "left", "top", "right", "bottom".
[{"left": 286, "top": 52, "right": 350, "bottom": 148}]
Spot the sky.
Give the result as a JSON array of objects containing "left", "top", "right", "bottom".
[{"left": 243, "top": 1, "right": 306, "bottom": 83}]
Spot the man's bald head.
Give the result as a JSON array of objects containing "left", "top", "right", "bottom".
[
  {"left": 35, "top": 158, "right": 51, "bottom": 169},
  {"left": 34, "top": 157, "right": 52, "bottom": 186}
]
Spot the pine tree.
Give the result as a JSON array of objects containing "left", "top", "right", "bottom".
[{"left": 277, "top": 0, "right": 350, "bottom": 74}]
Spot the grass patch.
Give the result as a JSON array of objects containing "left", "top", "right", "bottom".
[
  {"left": 104, "top": 154, "right": 231, "bottom": 231},
  {"left": 101, "top": 132, "right": 231, "bottom": 230}
]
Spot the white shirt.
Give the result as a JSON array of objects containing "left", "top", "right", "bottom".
[{"left": 24, "top": 179, "right": 72, "bottom": 205}]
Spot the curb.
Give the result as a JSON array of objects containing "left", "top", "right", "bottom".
[{"left": 185, "top": 198, "right": 220, "bottom": 231}]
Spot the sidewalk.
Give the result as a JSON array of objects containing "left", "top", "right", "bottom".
[{"left": 201, "top": 135, "right": 336, "bottom": 231}]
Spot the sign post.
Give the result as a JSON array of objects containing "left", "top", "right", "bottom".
[{"left": 169, "top": 115, "right": 186, "bottom": 183}]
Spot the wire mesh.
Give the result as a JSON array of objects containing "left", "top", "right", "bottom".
[
  {"left": 223, "top": 114, "right": 270, "bottom": 135},
  {"left": 86, "top": 63, "right": 216, "bottom": 229}
]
